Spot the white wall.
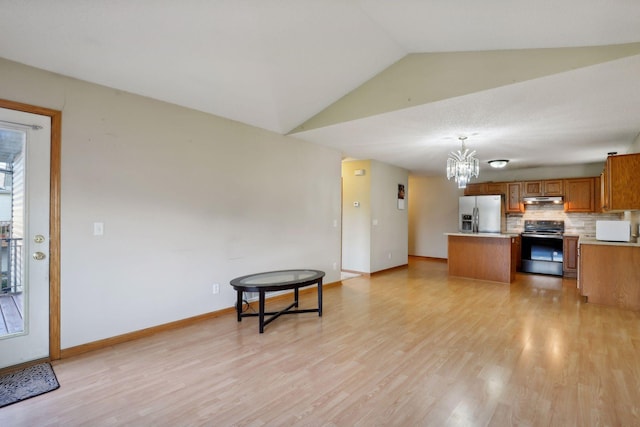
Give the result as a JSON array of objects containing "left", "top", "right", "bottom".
[
  {"left": 0, "top": 57, "right": 343, "bottom": 348},
  {"left": 341, "top": 160, "right": 371, "bottom": 272},
  {"left": 408, "top": 176, "right": 462, "bottom": 259},
  {"left": 341, "top": 159, "right": 408, "bottom": 273},
  {"left": 370, "top": 160, "right": 409, "bottom": 272},
  {"left": 630, "top": 132, "right": 640, "bottom": 154}
]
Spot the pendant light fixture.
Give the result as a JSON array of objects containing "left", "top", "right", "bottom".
[{"left": 446, "top": 136, "right": 479, "bottom": 189}]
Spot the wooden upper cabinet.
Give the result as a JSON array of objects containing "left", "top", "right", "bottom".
[
  {"left": 522, "top": 181, "right": 543, "bottom": 196},
  {"left": 506, "top": 182, "right": 523, "bottom": 213},
  {"left": 463, "top": 182, "right": 505, "bottom": 196},
  {"left": 485, "top": 182, "right": 506, "bottom": 195},
  {"left": 522, "top": 179, "right": 563, "bottom": 197},
  {"left": 564, "top": 178, "right": 595, "bottom": 213},
  {"left": 594, "top": 175, "right": 603, "bottom": 213},
  {"left": 463, "top": 175, "right": 608, "bottom": 214},
  {"left": 600, "top": 171, "right": 608, "bottom": 211},
  {"left": 543, "top": 180, "right": 564, "bottom": 196},
  {"left": 602, "top": 153, "right": 640, "bottom": 211},
  {"left": 463, "top": 183, "right": 486, "bottom": 196}
]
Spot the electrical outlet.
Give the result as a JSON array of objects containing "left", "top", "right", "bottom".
[{"left": 212, "top": 283, "right": 220, "bottom": 294}]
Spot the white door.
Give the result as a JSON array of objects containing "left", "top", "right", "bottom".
[{"left": 0, "top": 107, "right": 51, "bottom": 368}]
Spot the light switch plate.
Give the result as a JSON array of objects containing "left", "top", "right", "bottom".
[{"left": 93, "top": 222, "right": 104, "bottom": 236}]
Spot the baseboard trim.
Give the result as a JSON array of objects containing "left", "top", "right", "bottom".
[
  {"left": 342, "top": 263, "right": 410, "bottom": 277},
  {"left": 342, "top": 269, "right": 370, "bottom": 277},
  {"left": 60, "top": 309, "right": 234, "bottom": 359},
  {"left": 372, "top": 263, "right": 408, "bottom": 275},
  {"left": 0, "top": 357, "right": 51, "bottom": 376},
  {"left": 60, "top": 280, "right": 342, "bottom": 359},
  {"left": 410, "top": 255, "right": 448, "bottom": 263}
]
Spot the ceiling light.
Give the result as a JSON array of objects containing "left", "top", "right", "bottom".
[
  {"left": 488, "top": 159, "right": 509, "bottom": 168},
  {"left": 446, "top": 136, "right": 479, "bottom": 189}
]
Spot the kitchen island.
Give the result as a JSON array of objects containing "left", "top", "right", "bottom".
[
  {"left": 579, "top": 237, "right": 640, "bottom": 310},
  {"left": 446, "top": 233, "right": 519, "bottom": 284}
]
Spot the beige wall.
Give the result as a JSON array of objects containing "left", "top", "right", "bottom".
[
  {"left": 342, "top": 159, "right": 408, "bottom": 273},
  {"left": 369, "top": 160, "right": 409, "bottom": 272},
  {"left": 1, "top": 57, "right": 343, "bottom": 348},
  {"left": 630, "top": 132, "right": 640, "bottom": 154},
  {"left": 408, "top": 175, "right": 462, "bottom": 259},
  {"left": 293, "top": 44, "right": 640, "bottom": 132},
  {"left": 341, "top": 160, "right": 372, "bottom": 272}
]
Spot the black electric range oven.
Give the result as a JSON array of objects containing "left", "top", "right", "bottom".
[{"left": 520, "top": 220, "right": 564, "bottom": 276}]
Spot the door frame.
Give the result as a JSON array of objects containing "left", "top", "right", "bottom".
[{"left": 0, "top": 98, "right": 61, "bottom": 361}]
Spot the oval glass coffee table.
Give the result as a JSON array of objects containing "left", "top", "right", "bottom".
[{"left": 230, "top": 269, "right": 325, "bottom": 333}]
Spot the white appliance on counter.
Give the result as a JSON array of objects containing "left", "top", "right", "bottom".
[
  {"left": 459, "top": 195, "right": 505, "bottom": 233},
  {"left": 596, "top": 220, "right": 632, "bottom": 242}
]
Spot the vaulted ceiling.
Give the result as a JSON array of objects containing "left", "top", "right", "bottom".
[{"left": 1, "top": 1, "right": 640, "bottom": 175}]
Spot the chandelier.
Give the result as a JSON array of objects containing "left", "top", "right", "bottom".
[{"left": 446, "top": 136, "right": 479, "bottom": 189}]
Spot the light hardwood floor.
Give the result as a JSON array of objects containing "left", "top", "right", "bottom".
[{"left": 2, "top": 257, "right": 640, "bottom": 426}]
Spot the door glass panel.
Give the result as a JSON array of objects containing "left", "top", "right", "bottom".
[{"left": 0, "top": 127, "right": 25, "bottom": 338}]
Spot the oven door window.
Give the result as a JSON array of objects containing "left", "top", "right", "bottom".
[
  {"left": 531, "top": 244, "right": 563, "bottom": 262},
  {"left": 522, "top": 237, "right": 564, "bottom": 261}
]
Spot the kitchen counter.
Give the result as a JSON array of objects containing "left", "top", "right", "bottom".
[
  {"left": 579, "top": 240, "right": 640, "bottom": 310},
  {"left": 579, "top": 236, "right": 640, "bottom": 247},
  {"left": 446, "top": 233, "right": 519, "bottom": 284},
  {"left": 445, "top": 232, "right": 517, "bottom": 239}
]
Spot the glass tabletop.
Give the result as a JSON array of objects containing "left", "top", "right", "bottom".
[{"left": 231, "top": 269, "right": 324, "bottom": 288}]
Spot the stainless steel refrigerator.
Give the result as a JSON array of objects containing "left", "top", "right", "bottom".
[{"left": 459, "top": 195, "right": 505, "bottom": 233}]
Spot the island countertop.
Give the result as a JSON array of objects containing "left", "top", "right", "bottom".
[{"left": 445, "top": 232, "right": 518, "bottom": 239}]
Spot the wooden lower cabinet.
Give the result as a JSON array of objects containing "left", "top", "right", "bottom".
[
  {"left": 579, "top": 243, "right": 640, "bottom": 310},
  {"left": 563, "top": 236, "right": 579, "bottom": 278},
  {"left": 512, "top": 235, "right": 522, "bottom": 271},
  {"left": 448, "top": 235, "right": 516, "bottom": 284}
]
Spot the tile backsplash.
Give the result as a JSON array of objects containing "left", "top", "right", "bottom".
[
  {"left": 506, "top": 204, "right": 623, "bottom": 236},
  {"left": 624, "top": 210, "right": 640, "bottom": 239}
]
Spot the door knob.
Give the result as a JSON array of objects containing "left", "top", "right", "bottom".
[{"left": 32, "top": 252, "right": 46, "bottom": 261}]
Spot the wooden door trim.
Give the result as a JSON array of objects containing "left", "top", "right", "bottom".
[{"left": 0, "top": 98, "right": 61, "bottom": 361}]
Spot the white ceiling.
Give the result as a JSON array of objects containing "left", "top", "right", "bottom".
[{"left": 1, "top": 1, "right": 640, "bottom": 175}]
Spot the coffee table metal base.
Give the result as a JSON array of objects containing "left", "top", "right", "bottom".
[{"left": 230, "top": 270, "right": 324, "bottom": 333}]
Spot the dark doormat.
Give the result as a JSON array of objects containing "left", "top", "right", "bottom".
[{"left": 0, "top": 363, "right": 60, "bottom": 408}]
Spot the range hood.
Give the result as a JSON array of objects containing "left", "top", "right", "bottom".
[{"left": 523, "top": 196, "right": 564, "bottom": 205}]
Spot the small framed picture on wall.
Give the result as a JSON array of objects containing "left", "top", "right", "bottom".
[{"left": 397, "top": 184, "right": 405, "bottom": 210}]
